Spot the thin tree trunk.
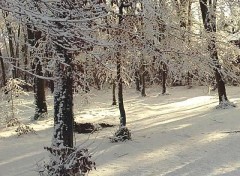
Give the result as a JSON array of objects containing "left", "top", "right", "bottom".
[
  {"left": 135, "top": 69, "right": 141, "bottom": 91},
  {"left": 15, "top": 26, "right": 21, "bottom": 78},
  {"left": 116, "top": 1, "right": 129, "bottom": 127},
  {"left": 215, "top": 62, "right": 228, "bottom": 102},
  {"left": 2, "top": 28, "right": 9, "bottom": 57},
  {"left": 187, "top": 71, "right": 192, "bottom": 88},
  {"left": 0, "top": 49, "right": 6, "bottom": 87},
  {"left": 162, "top": 62, "right": 167, "bottom": 94},
  {"left": 117, "top": 54, "right": 126, "bottom": 127},
  {"left": 187, "top": 0, "right": 192, "bottom": 43},
  {"left": 112, "top": 78, "right": 117, "bottom": 105},
  {"left": 141, "top": 61, "right": 146, "bottom": 97},
  {"left": 22, "top": 29, "right": 29, "bottom": 90},
  {"left": 187, "top": 1, "right": 192, "bottom": 88},
  {"left": 93, "top": 71, "right": 101, "bottom": 90},
  {"left": 53, "top": 48, "right": 74, "bottom": 148},
  {"left": 15, "top": 26, "right": 20, "bottom": 59},
  {"left": 83, "top": 61, "right": 90, "bottom": 93}
]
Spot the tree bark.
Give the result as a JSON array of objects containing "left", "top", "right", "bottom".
[
  {"left": 162, "top": 62, "right": 167, "bottom": 94},
  {"left": 112, "top": 78, "right": 117, "bottom": 105},
  {"left": 53, "top": 48, "right": 74, "bottom": 148},
  {"left": 0, "top": 49, "right": 6, "bottom": 87}
]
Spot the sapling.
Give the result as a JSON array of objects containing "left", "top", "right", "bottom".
[{"left": 1, "top": 78, "right": 30, "bottom": 126}]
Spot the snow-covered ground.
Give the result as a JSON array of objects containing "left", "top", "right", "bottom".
[{"left": 1, "top": 86, "right": 240, "bottom": 176}]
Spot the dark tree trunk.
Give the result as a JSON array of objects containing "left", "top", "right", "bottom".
[
  {"left": 112, "top": 78, "right": 117, "bottom": 105},
  {"left": 15, "top": 26, "right": 21, "bottom": 78},
  {"left": 15, "top": 26, "right": 20, "bottom": 59},
  {"left": 22, "top": 30, "right": 29, "bottom": 90},
  {"left": 93, "top": 71, "right": 101, "bottom": 90},
  {"left": 215, "top": 66, "right": 228, "bottom": 102},
  {"left": 27, "top": 27, "right": 48, "bottom": 119},
  {"left": 135, "top": 70, "right": 141, "bottom": 92},
  {"left": 199, "top": 0, "right": 228, "bottom": 104},
  {"left": 33, "top": 61, "right": 47, "bottom": 120},
  {"left": 117, "top": 54, "right": 126, "bottom": 127},
  {"left": 83, "top": 62, "right": 90, "bottom": 93},
  {"left": 116, "top": 1, "right": 129, "bottom": 127},
  {"left": 52, "top": 3, "right": 74, "bottom": 147},
  {"left": 0, "top": 50, "right": 6, "bottom": 87},
  {"left": 187, "top": 71, "right": 192, "bottom": 89},
  {"left": 162, "top": 62, "right": 167, "bottom": 94},
  {"left": 141, "top": 62, "right": 146, "bottom": 97},
  {"left": 53, "top": 48, "right": 74, "bottom": 148}
]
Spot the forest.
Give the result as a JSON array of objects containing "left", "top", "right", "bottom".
[{"left": 0, "top": 0, "right": 240, "bottom": 175}]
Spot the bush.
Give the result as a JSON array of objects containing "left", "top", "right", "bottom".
[
  {"left": 15, "top": 124, "right": 36, "bottom": 136},
  {"left": 110, "top": 126, "right": 131, "bottom": 143},
  {"left": 39, "top": 147, "right": 95, "bottom": 176},
  {"left": 6, "top": 118, "right": 20, "bottom": 127}
]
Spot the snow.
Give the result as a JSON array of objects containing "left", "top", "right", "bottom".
[
  {"left": 1, "top": 86, "right": 240, "bottom": 176},
  {"left": 227, "top": 31, "right": 240, "bottom": 41}
]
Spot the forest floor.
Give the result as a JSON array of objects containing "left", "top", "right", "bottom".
[{"left": 1, "top": 86, "right": 240, "bottom": 176}]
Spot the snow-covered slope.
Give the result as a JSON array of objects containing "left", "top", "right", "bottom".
[{"left": 1, "top": 86, "right": 240, "bottom": 176}]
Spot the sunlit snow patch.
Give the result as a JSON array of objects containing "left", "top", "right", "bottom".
[{"left": 173, "top": 96, "right": 213, "bottom": 107}]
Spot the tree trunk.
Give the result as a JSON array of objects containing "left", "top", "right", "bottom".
[
  {"left": 53, "top": 48, "right": 74, "bottom": 148},
  {"left": 187, "top": 0, "right": 192, "bottom": 43},
  {"left": 116, "top": 1, "right": 128, "bottom": 127},
  {"left": 135, "top": 69, "right": 141, "bottom": 91},
  {"left": 27, "top": 27, "right": 48, "bottom": 119},
  {"left": 93, "top": 70, "right": 101, "bottom": 90},
  {"left": 83, "top": 61, "right": 90, "bottom": 93},
  {"left": 15, "top": 26, "right": 21, "bottom": 78},
  {"left": 117, "top": 54, "right": 126, "bottom": 127},
  {"left": 199, "top": 0, "right": 228, "bottom": 104},
  {"left": 22, "top": 30, "right": 29, "bottom": 90},
  {"left": 162, "top": 62, "right": 167, "bottom": 94},
  {"left": 141, "top": 61, "right": 146, "bottom": 97},
  {"left": 0, "top": 49, "right": 6, "bottom": 87},
  {"left": 215, "top": 64, "right": 228, "bottom": 102},
  {"left": 112, "top": 78, "right": 117, "bottom": 105},
  {"left": 187, "top": 71, "right": 192, "bottom": 88},
  {"left": 33, "top": 61, "right": 47, "bottom": 120}
]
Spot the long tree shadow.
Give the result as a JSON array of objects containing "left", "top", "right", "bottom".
[{"left": 88, "top": 99, "right": 240, "bottom": 176}]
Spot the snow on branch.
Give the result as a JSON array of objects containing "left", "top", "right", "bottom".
[{"left": 3, "top": 0, "right": 109, "bottom": 52}]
